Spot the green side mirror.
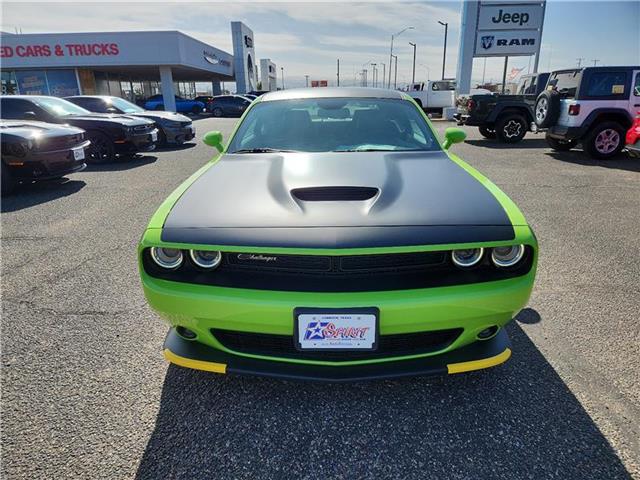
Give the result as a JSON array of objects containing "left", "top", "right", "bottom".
[
  {"left": 442, "top": 127, "right": 466, "bottom": 150},
  {"left": 203, "top": 131, "right": 224, "bottom": 152}
]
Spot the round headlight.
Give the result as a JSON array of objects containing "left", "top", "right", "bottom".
[
  {"left": 150, "top": 247, "right": 183, "bottom": 269},
  {"left": 451, "top": 248, "right": 484, "bottom": 268},
  {"left": 491, "top": 245, "right": 525, "bottom": 268},
  {"left": 189, "top": 250, "right": 222, "bottom": 269}
]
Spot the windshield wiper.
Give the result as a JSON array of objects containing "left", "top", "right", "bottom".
[{"left": 231, "top": 148, "right": 299, "bottom": 154}]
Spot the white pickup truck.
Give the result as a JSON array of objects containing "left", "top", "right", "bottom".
[{"left": 408, "top": 80, "right": 491, "bottom": 116}]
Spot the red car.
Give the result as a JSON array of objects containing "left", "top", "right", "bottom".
[{"left": 626, "top": 112, "right": 640, "bottom": 157}]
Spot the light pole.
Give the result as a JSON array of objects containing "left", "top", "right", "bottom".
[
  {"left": 408, "top": 42, "right": 416, "bottom": 86},
  {"left": 281, "top": 67, "right": 285, "bottom": 89},
  {"left": 438, "top": 21, "right": 448, "bottom": 80},
  {"left": 305, "top": 75, "right": 309, "bottom": 87},
  {"left": 371, "top": 63, "right": 377, "bottom": 87},
  {"left": 380, "top": 63, "right": 386, "bottom": 88},
  {"left": 388, "top": 26, "right": 414, "bottom": 88},
  {"left": 391, "top": 54, "right": 398, "bottom": 89}
]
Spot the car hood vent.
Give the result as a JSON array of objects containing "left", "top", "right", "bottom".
[{"left": 291, "top": 186, "right": 379, "bottom": 201}]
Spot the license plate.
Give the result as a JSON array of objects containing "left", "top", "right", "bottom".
[
  {"left": 72, "top": 147, "right": 85, "bottom": 161},
  {"left": 151, "top": 131, "right": 158, "bottom": 142},
  {"left": 294, "top": 307, "right": 379, "bottom": 351}
]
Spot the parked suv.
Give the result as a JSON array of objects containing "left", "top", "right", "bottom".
[
  {"left": 534, "top": 66, "right": 640, "bottom": 158},
  {"left": 454, "top": 72, "right": 550, "bottom": 143}
]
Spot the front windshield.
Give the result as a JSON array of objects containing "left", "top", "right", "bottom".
[
  {"left": 226, "top": 97, "right": 440, "bottom": 153},
  {"left": 36, "top": 97, "right": 90, "bottom": 116},
  {"left": 108, "top": 97, "right": 144, "bottom": 113}
]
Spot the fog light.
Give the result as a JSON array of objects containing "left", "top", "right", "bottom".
[
  {"left": 189, "top": 250, "right": 222, "bottom": 269},
  {"left": 477, "top": 326, "right": 499, "bottom": 340},
  {"left": 150, "top": 247, "right": 183, "bottom": 270},
  {"left": 451, "top": 248, "right": 484, "bottom": 268},
  {"left": 491, "top": 245, "right": 525, "bottom": 268},
  {"left": 176, "top": 326, "right": 197, "bottom": 340}
]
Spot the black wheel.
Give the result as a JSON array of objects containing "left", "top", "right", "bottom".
[
  {"left": 496, "top": 114, "right": 527, "bottom": 143},
  {"left": 545, "top": 135, "right": 577, "bottom": 151},
  {"left": 86, "top": 131, "right": 115, "bottom": 164},
  {"left": 154, "top": 104, "right": 164, "bottom": 111},
  {"left": 1, "top": 162, "right": 17, "bottom": 196},
  {"left": 212, "top": 107, "right": 223, "bottom": 117},
  {"left": 191, "top": 105, "right": 202, "bottom": 114},
  {"left": 534, "top": 90, "right": 561, "bottom": 128},
  {"left": 583, "top": 121, "right": 626, "bottom": 159},
  {"left": 479, "top": 126, "right": 497, "bottom": 139}
]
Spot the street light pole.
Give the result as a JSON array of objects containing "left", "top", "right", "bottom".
[
  {"left": 281, "top": 67, "right": 285, "bottom": 89},
  {"left": 409, "top": 42, "right": 416, "bottom": 86},
  {"left": 391, "top": 54, "right": 398, "bottom": 89},
  {"left": 305, "top": 75, "right": 309, "bottom": 87},
  {"left": 380, "top": 63, "right": 386, "bottom": 88},
  {"left": 371, "top": 63, "right": 377, "bottom": 87},
  {"left": 388, "top": 26, "right": 414, "bottom": 88},
  {"left": 438, "top": 21, "right": 448, "bottom": 80}
]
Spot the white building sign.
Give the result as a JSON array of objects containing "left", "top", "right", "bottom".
[
  {"left": 477, "top": 3, "right": 544, "bottom": 31},
  {"left": 474, "top": 29, "right": 541, "bottom": 57}
]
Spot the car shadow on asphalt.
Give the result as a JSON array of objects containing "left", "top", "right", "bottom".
[
  {"left": 465, "top": 138, "right": 550, "bottom": 149},
  {"left": 1, "top": 179, "right": 86, "bottom": 213},
  {"left": 84, "top": 155, "right": 157, "bottom": 172},
  {"left": 546, "top": 151, "right": 640, "bottom": 173},
  {"left": 155, "top": 142, "right": 197, "bottom": 153},
  {"left": 135, "top": 313, "right": 630, "bottom": 480}
]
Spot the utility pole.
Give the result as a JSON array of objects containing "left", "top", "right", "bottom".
[
  {"left": 501, "top": 56, "right": 509, "bottom": 94},
  {"left": 380, "top": 63, "right": 386, "bottom": 88},
  {"left": 592, "top": 59, "right": 600, "bottom": 66},
  {"left": 409, "top": 42, "right": 416, "bottom": 86},
  {"left": 281, "top": 67, "right": 285, "bottom": 89},
  {"left": 305, "top": 75, "right": 309, "bottom": 87},
  {"left": 392, "top": 54, "right": 398, "bottom": 89},
  {"left": 371, "top": 63, "right": 377, "bottom": 87},
  {"left": 576, "top": 57, "right": 585, "bottom": 68},
  {"left": 337, "top": 59, "right": 340, "bottom": 86},
  {"left": 482, "top": 57, "right": 487, "bottom": 84},
  {"left": 438, "top": 21, "right": 448, "bottom": 79}
]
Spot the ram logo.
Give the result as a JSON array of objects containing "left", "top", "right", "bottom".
[{"left": 481, "top": 36, "right": 495, "bottom": 49}]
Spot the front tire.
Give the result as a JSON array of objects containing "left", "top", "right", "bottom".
[
  {"left": 212, "top": 107, "right": 223, "bottom": 117},
  {"left": 191, "top": 105, "right": 202, "bottom": 114},
  {"left": 1, "top": 163, "right": 17, "bottom": 196},
  {"left": 545, "top": 135, "right": 577, "bottom": 151},
  {"left": 479, "top": 126, "right": 497, "bottom": 139},
  {"left": 86, "top": 131, "right": 116, "bottom": 164},
  {"left": 496, "top": 114, "right": 527, "bottom": 143},
  {"left": 583, "top": 122, "right": 625, "bottom": 159}
]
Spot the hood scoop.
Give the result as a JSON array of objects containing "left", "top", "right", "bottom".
[{"left": 291, "top": 186, "right": 379, "bottom": 202}]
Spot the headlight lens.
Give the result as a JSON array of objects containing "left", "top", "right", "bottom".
[
  {"left": 150, "top": 247, "right": 184, "bottom": 269},
  {"left": 451, "top": 248, "right": 484, "bottom": 268},
  {"left": 189, "top": 250, "right": 222, "bottom": 269},
  {"left": 491, "top": 245, "right": 525, "bottom": 267}
]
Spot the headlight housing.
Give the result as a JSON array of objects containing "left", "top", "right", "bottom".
[
  {"left": 189, "top": 250, "right": 222, "bottom": 269},
  {"left": 150, "top": 247, "right": 183, "bottom": 269},
  {"left": 451, "top": 248, "right": 484, "bottom": 268},
  {"left": 491, "top": 245, "right": 525, "bottom": 268}
]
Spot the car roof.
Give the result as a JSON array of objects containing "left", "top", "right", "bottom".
[{"left": 260, "top": 87, "right": 407, "bottom": 102}]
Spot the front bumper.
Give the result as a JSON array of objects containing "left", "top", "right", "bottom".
[
  {"left": 162, "top": 124, "right": 196, "bottom": 144},
  {"left": 6, "top": 141, "right": 89, "bottom": 180},
  {"left": 164, "top": 327, "right": 512, "bottom": 382},
  {"left": 626, "top": 140, "right": 640, "bottom": 157},
  {"left": 116, "top": 128, "right": 159, "bottom": 153}
]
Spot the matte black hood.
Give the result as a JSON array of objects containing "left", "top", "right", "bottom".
[
  {"left": 60, "top": 113, "right": 153, "bottom": 127},
  {"left": 162, "top": 151, "right": 515, "bottom": 248}
]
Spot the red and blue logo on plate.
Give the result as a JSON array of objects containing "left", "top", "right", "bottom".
[{"left": 303, "top": 320, "right": 370, "bottom": 341}]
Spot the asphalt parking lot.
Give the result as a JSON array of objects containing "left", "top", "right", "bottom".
[{"left": 2, "top": 117, "right": 639, "bottom": 479}]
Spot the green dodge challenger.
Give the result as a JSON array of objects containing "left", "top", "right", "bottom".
[{"left": 138, "top": 88, "right": 537, "bottom": 381}]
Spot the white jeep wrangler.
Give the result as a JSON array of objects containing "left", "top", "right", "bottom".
[{"left": 533, "top": 66, "right": 640, "bottom": 159}]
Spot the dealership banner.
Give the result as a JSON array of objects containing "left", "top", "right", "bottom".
[{"left": 474, "top": 29, "right": 541, "bottom": 57}]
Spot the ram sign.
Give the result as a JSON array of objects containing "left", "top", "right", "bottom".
[{"left": 474, "top": 29, "right": 541, "bottom": 57}]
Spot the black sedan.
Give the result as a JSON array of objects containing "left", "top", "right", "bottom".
[
  {"left": 206, "top": 95, "right": 251, "bottom": 117},
  {"left": 1, "top": 120, "right": 90, "bottom": 195},
  {"left": 0, "top": 96, "right": 158, "bottom": 163},
  {"left": 66, "top": 95, "right": 195, "bottom": 145}
]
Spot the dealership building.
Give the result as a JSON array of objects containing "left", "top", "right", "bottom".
[{"left": 0, "top": 22, "right": 274, "bottom": 111}]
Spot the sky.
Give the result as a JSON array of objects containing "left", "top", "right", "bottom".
[{"left": 1, "top": 1, "right": 639, "bottom": 89}]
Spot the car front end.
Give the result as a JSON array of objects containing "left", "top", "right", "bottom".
[
  {"left": 625, "top": 112, "right": 640, "bottom": 158},
  {"left": 113, "top": 116, "right": 159, "bottom": 153},
  {"left": 138, "top": 89, "right": 538, "bottom": 381},
  {"left": 137, "top": 112, "right": 195, "bottom": 144}
]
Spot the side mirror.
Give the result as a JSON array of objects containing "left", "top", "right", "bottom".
[
  {"left": 23, "top": 111, "right": 37, "bottom": 120},
  {"left": 442, "top": 127, "right": 466, "bottom": 150},
  {"left": 203, "top": 131, "right": 224, "bottom": 153}
]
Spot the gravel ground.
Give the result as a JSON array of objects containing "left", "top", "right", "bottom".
[{"left": 2, "top": 117, "right": 638, "bottom": 479}]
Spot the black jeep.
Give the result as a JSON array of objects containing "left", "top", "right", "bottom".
[{"left": 454, "top": 72, "right": 550, "bottom": 143}]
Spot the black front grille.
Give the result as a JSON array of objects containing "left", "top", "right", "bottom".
[
  {"left": 38, "top": 133, "right": 84, "bottom": 151},
  {"left": 142, "top": 247, "right": 534, "bottom": 292},
  {"left": 211, "top": 328, "right": 462, "bottom": 361},
  {"left": 134, "top": 125, "right": 152, "bottom": 133},
  {"left": 292, "top": 186, "right": 379, "bottom": 201}
]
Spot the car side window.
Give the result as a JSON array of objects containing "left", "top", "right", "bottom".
[
  {"left": 0, "top": 99, "right": 37, "bottom": 119},
  {"left": 634, "top": 73, "right": 640, "bottom": 97},
  {"left": 585, "top": 71, "right": 627, "bottom": 97},
  {"left": 526, "top": 77, "right": 538, "bottom": 95}
]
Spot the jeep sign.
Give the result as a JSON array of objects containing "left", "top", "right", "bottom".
[
  {"left": 478, "top": 3, "right": 544, "bottom": 31},
  {"left": 474, "top": 29, "right": 541, "bottom": 56}
]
